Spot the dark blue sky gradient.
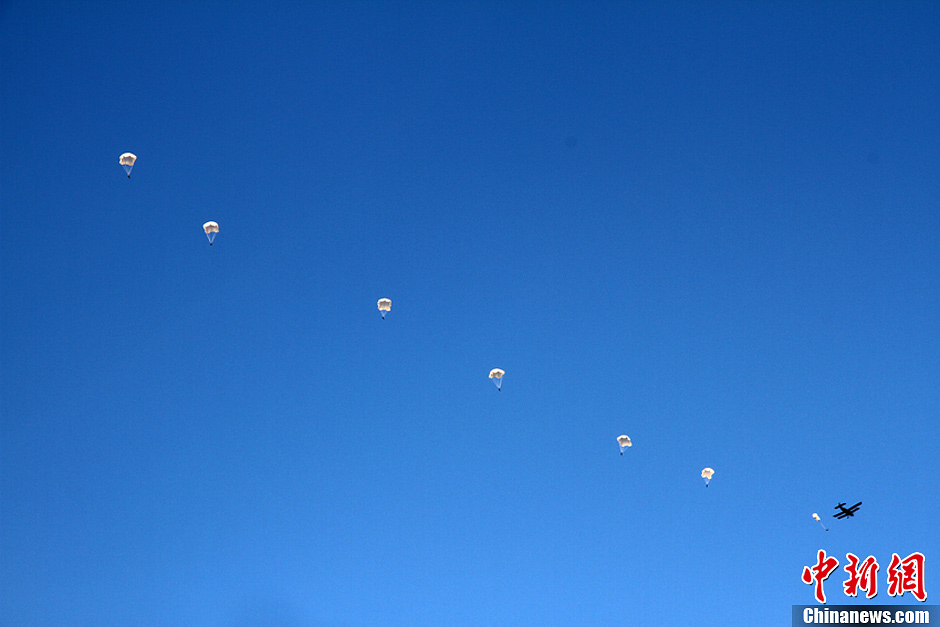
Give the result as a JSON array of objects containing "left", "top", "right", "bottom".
[{"left": 3, "top": 2, "right": 939, "bottom": 625}]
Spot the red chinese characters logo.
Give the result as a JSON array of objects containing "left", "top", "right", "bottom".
[
  {"left": 803, "top": 551, "right": 927, "bottom": 603},
  {"left": 803, "top": 550, "right": 840, "bottom": 604},
  {"left": 887, "top": 552, "right": 926, "bottom": 602},
  {"left": 844, "top": 553, "right": 879, "bottom": 599}
]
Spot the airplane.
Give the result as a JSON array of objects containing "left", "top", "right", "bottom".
[{"left": 833, "top": 502, "right": 862, "bottom": 519}]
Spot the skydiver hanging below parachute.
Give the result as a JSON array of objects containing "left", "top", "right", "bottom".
[
  {"left": 813, "top": 513, "right": 829, "bottom": 531},
  {"left": 616, "top": 435, "right": 632, "bottom": 455},
  {"left": 701, "top": 467, "right": 714, "bottom": 487},
  {"left": 119, "top": 153, "right": 136, "bottom": 178},
  {"left": 489, "top": 368, "right": 504, "bottom": 391},
  {"left": 377, "top": 298, "right": 391, "bottom": 319},
  {"left": 203, "top": 221, "right": 219, "bottom": 245}
]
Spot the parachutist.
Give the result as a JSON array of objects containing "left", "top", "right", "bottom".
[
  {"left": 119, "top": 152, "right": 136, "bottom": 177},
  {"left": 377, "top": 298, "right": 392, "bottom": 319},
  {"left": 616, "top": 435, "right": 631, "bottom": 454},
  {"left": 701, "top": 467, "right": 714, "bottom": 487},
  {"left": 203, "top": 221, "right": 219, "bottom": 245},
  {"left": 489, "top": 368, "right": 504, "bottom": 391}
]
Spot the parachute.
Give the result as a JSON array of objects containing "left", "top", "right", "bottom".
[
  {"left": 701, "top": 467, "right": 714, "bottom": 487},
  {"left": 488, "top": 368, "right": 505, "bottom": 391},
  {"left": 813, "top": 513, "right": 828, "bottom": 531},
  {"left": 616, "top": 435, "right": 632, "bottom": 455},
  {"left": 119, "top": 153, "right": 137, "bottom": 178},
  {"left": 203, "top": 221, "right": 219, "bottom": 245},
  {"left": 377, "top": 298, "right": 391, "bottom": 319}
]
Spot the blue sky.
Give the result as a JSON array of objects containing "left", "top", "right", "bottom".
[{"left": 2, "top": 1, "right": 939, "bottom": 625}]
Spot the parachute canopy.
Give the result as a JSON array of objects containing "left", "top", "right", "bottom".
[
  {"left": 813, "top": 513, "right": 821, "bottom": 521},
  {"left": 489, "top": 368, "right": 505, "bottom": 390},
  {"left": 119, "top": 152, "right": 136, "bottom": 177},
  {"left": 203, "top": 221, "right": 219, "bottom": 245},
  {"left": 616, "top": 435, "right": 632, "bottom": 454},
  {"left": 701, "top": 467, "right": 714, "bottom": 486},
  {"left": 377, "top": 298, "right": 391, "bottom": 319}
]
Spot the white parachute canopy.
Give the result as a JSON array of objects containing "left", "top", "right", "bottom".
[
  {"left": 119, "top": 153, "right": 136, "bottom": 177},
  {"left": 701, "top": 467, "right": 715, "bottom": 487},
  {"left": 377, "top": 298, "right": 391, "bottom": 319},
  {"left": 203, "top": 221, "right": 219, "bottom": 245},
  {"left": 616, "top": 435, "right": 632, "bottom": 455},
  {"left": 489, "top": 368, "right": 505, "bottom": 391}
]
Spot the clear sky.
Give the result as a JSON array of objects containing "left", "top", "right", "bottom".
[{"left": 2, "top": 2, "right": 939, "bottom": 625}]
